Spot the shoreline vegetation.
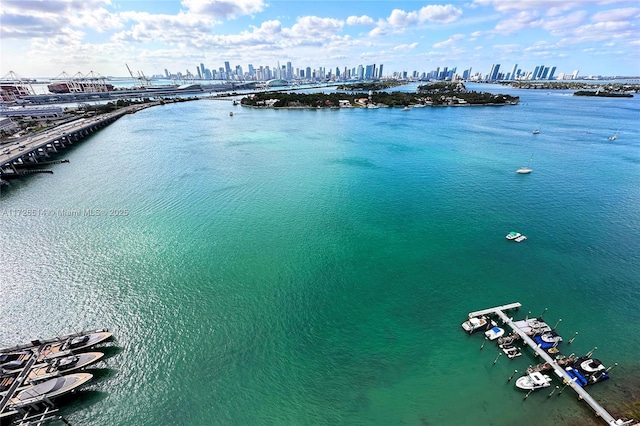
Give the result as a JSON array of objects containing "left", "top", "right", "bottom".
[
  {"left": 240, "top": 82, "right": 519, "bottom": 109},
  {"left": 501, "top": 81, "right": 639, "bottom": 96}
]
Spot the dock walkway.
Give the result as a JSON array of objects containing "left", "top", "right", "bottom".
[{"left": 468, "top": 303, "right": 631, "bottom": 426}]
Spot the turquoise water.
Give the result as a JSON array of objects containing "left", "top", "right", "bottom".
[{"left": 1, "top": 83, "right": 639, "bottom": 425}]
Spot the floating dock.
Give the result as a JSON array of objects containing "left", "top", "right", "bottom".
[{"left": 465, "top": 303, "right": 632, "bottom": 426}]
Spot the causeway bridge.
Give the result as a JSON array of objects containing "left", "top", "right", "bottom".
[{"left": 1, "top": 103, "right": 155, "bottom": 182}]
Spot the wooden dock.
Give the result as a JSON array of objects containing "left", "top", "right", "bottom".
[{"left": 467, "top": 303, "right": 632, "bottom": 426}]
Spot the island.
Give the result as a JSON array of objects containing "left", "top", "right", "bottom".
[
  {"left": 240, "top": 82, "right": 519, "bottom": 108},
  {"left": 573, "top": 90, "right": 633, "bottom": 98}
]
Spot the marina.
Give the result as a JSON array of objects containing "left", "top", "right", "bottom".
[
  {"left": 0, "top": 329, "right": 114, "bottom": 425},
  {"left": 463, "top": 303, "right": 633, "bottom": 426}
]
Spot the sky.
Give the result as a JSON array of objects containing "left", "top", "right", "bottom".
[{"left": 1, "top": 0, "right": 639, "bottom": 79}]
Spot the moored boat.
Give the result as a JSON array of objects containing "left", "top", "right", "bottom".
[
  {"left": 8, "top": 373, "right": 93, "bottom": 409},
  {"left": 484, "top": 326, "right": 504, "bottom": 340},
  {"left": 38, "top": 331, "right": 112, "bottom": 360},
  {"left": 27, "top": 352, "right": 104, "bottom": 384},
  {"left": 506, "top": 231, "right": 521, "bottom": 240},
  {"left": 515, "top": 371, "right": 552, "bottom": 390},
  {"left": 461, "top": 316, "right": 493, "bottom": 333}
]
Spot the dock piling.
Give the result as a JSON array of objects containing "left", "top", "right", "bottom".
[
  {"left": 507, "top": 369, "right": 518, "bottom": 382},
  {"left": 605, "top": 363, "right": 617, "bottom": 373},
  {"left": 552, "top": 318, "right": 562, "bottom": 331},
  {"left": 539, "top": 307, "right": 548, "bottom": 320},
  {"left": 480, "top": 337, "right": 487, "bottom": 350},
  {"left": 548, "top": 385, "right": 559, "bottom": 397},
  {"left": 558, "top": 381, "right": 570, "bottom": 395},
  {"left": 568, "top": 332, "right": 578, "bottom": 344},
  {"left": 493, "top": 352, "right": 502, "bottom": 365},
  {"left": 524, "top": 388, "right": 533, "bottom": 400},
  {"left": 586, "top": 346, "right": 597, "bottom": 358}
]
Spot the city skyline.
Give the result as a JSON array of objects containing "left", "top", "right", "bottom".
[{"left": 1, "top": 0, "right": 639, "bottom": 79}]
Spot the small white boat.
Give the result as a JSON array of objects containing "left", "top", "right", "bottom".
[
  {"left": 506, "top": 232, "right": 521, "bottom": 240},
  {"left": 515, "top": 371, "right": 552, "bottom": 390},
  {"left": 461, "top": 316, "right": 492, "bottom": 333},
  {"left": 514, "top": 235, "right": 527, "bottom": 243},
  {"left": 516, "top": 154, "right": 533, "bottom": 174},
  {"left": 485, "top": 326, "right": 504, "bottom": 340},
  {"left": 502, "top": 345, "right": 522, "bottom": 359},
  {"left": 9, "top": 373, "right": 93, "bottom": 408},
  {"left": 580, "top": 358, "right": 606, "bottom": 373},
  {"left": 532, "top": 129, "right": 540, "bottom": 134},
  {"left": 608, "top": 130, "right": 618, "bottom": 141},
  {"left": 402, "top": 106, "right": 410, "bottom": 111}
]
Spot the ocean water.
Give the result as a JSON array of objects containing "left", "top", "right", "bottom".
[{"left": 1, "top": 83, "right": 639, "bottom": 425}]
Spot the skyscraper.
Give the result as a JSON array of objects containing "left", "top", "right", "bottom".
[
  {"left": 511, "top": 64, "right": 518, "bottom": 80},
  {"left": 489, "top": 64, "right": 500, "bottom": 81}
]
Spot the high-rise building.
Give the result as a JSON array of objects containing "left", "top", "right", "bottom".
[
  {"left": 378, "top": 64, "right": 383, "bottom": 79},
  {"left": 489, "top": 64, "right": 500, "bottom": 81},
  {"left": 286, "top": 62, "right": 292, "bottom": 80},
  {"left": 532, "top": 66, "right": 540, "bottom": 80},
  {"left": 548, "top": 66, "right": 556, "bottom": 80},
  {"left": 511, "top": 64, "right": 518, "bottom": 80},
  {"left": 541, "top": 66, "right": 549, "bottom": 80}
]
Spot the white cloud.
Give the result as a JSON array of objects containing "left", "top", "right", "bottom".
[
  {"left": 387, "top": 9, "right": 420, "bottom": 27},
  {"left": 346, "top": 15, "right": 375, "bottom": 26},
  {"left": 0, "top": 0, "right": 117, "bottom": 39},
  {"left": 432, "top": 34, "right": 464, "bottom": 48},
  {"left": 471, "top": 0, "right": 579, "bottom": 13},
  {"left": 591, "top": 7, "right": 640, "bottom": 22},
  {"left": 286, "top": 16, "right": 344, "bottom": 39},
  {"left": 393, "top": 43, "right": 418, "bottom": 51},
  {"left": 386, "top": 4, "right": 462, "bottom": 27},
  {"left": 180, "top": 0, "right": 266, "bottom": 19},
  {"left": 494, "top": 10, "right": 540, "bottom": 34},
  {"left": 418, "top": 4, "right": 463, "bottom": 24}
]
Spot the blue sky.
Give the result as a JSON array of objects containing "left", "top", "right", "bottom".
[{"left": 1, "top": 0, "right": 639, "bottom": 79}]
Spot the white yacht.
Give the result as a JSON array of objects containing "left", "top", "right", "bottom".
[
  {"left": 515, "top": 372, "right": 552, "bottom": 390},
  {"left": 506, "top": 232, "right": 521, "bottom": 240},
  {"left": 461, "top": 316, "right": 492, "bottom": 333}
]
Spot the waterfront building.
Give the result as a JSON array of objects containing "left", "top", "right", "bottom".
[{"left": 489, "top": 64, "right": 500, "bottom": 81}]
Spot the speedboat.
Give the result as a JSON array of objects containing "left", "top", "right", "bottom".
[
  {"left": 580, "top": 358, "right": 605, "bottom": 373},
  {"left": 9, "top": 373, "right": 93, "bottom": 408},
  {"left": 39, "top": 331, "right": 112, "bottom": 360},
  {"left": 532, "top": 129, "right": 540, "bottom": 134},
  {"left": 516, "top": 167, "right": 532, "bottom": 174},
  {"left": 485, "top": 326, "right": 504, "bottom": 340},
  {"left": 514, "top": 235, "right": 527, "bottom": 242},
  {"left": 506, "top": 232, "right": 521, "bottom": 240},
  {"left": 461, "top": 316, "right": 493, "bottom": 333},
  {"left": 532, "top": 331, "right": 562, "bottom": 349},
  {"left": 573, "top": 358, "right": 610, "bottom": 385},
  {"left": 27, "top": 352, "right": 104, "bottom": 383},
  {"left": 515, "top": 372, "right": 552, "bottom": 390},
  {"left": 501, "top": 345, "right": 522, "bottom": 359}
]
